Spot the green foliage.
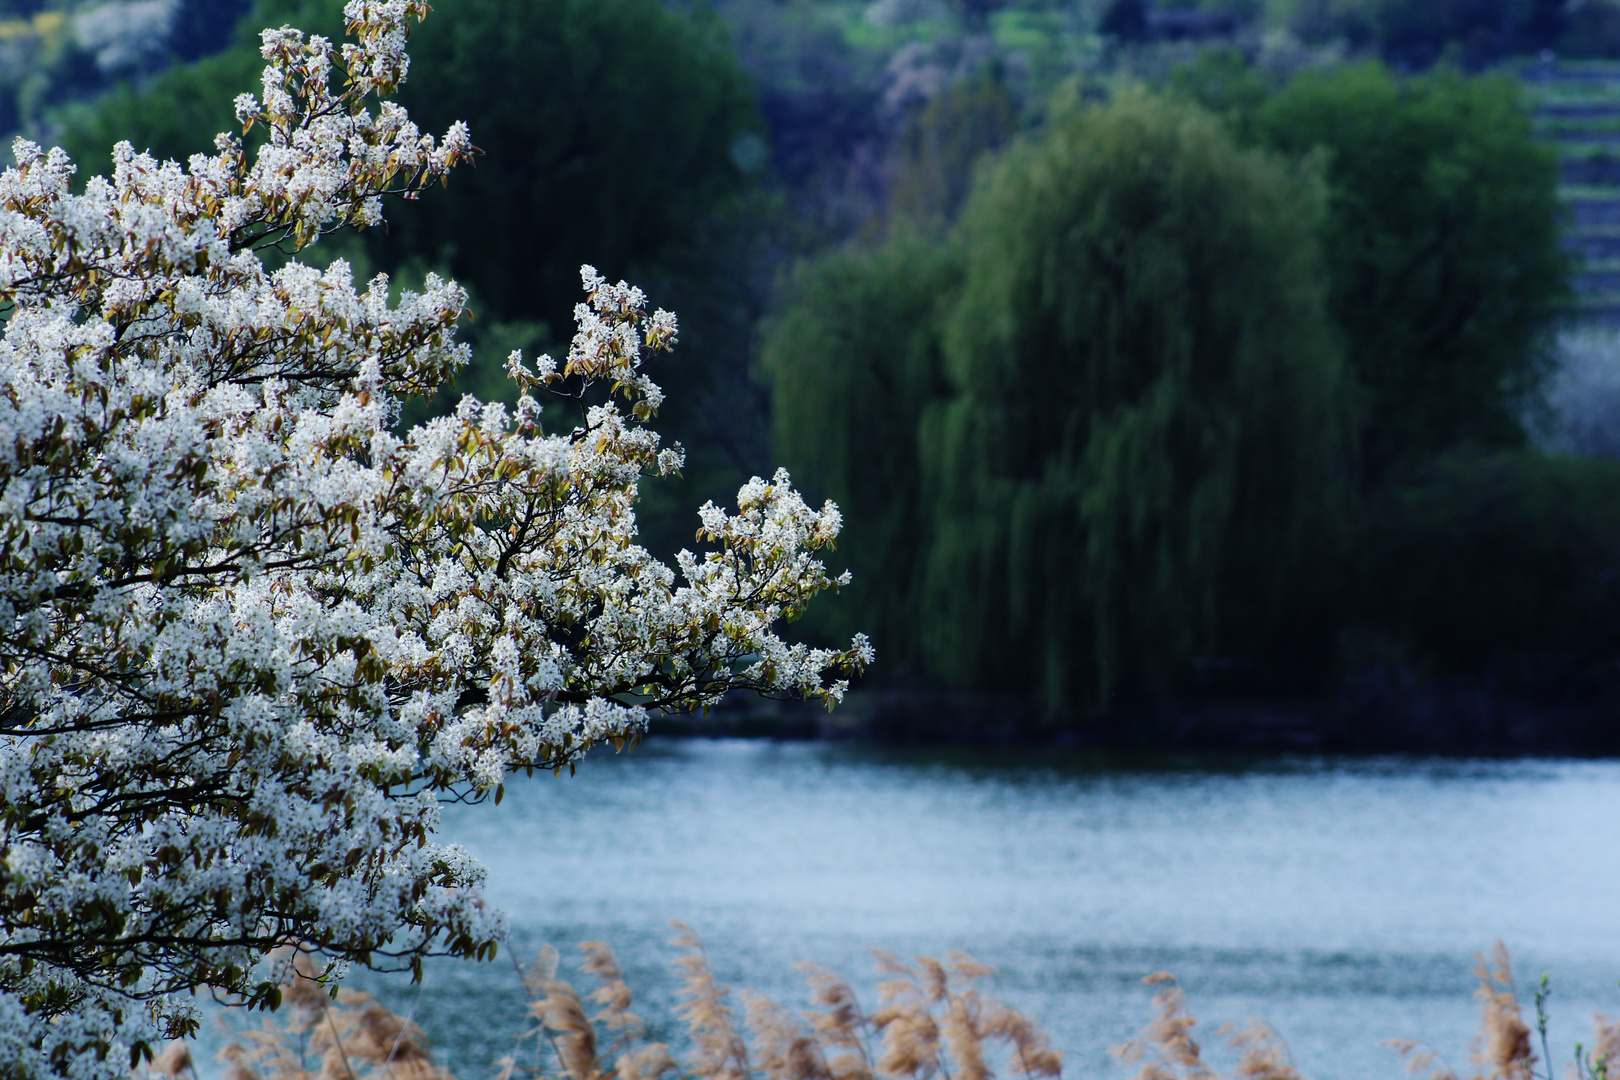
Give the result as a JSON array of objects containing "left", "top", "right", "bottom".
[
  {"left": 770, "top": 90, "right": 1351, "bottom": 713},
  {"left": 1354, "top": 451, "right": 1620, "bottom": 687},
  {"left": 52, "top": 0, "right": 335, "bottom": 168},
  {"left": 886, "top": 73, "right": 1018, "bottom": 227},
  {"left": 54, "top": 0, "right": 769, "bottom": 554},
  {"left": 1167, "top": 46, "right": 1276, "bottom": 127},
  {"left": 926, "top": 90, "right": 1349, "bottom": 712},
  {"left": 762, "top": 230, "right": 961, "bottom": 668},
  {"left": 56, "top": 0, "right": 758, "bottom": 350},
  {"left": 1242, "top": 62, "right": 1568, "bottom": 478},
  {"left": 373, "top": 0, "right": 758, "bottom": 335},
  {"left": 56, "top": 46, "right": 262, "bottom": 170}
]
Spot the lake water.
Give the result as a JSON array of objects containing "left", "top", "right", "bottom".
[{"left": 333, "top": 740, "right": 1620, "bottom": 1080}]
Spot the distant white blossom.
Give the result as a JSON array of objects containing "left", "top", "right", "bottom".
[
  {"left": 74, "top": 0, "right": 177, "bottom": 73},
  {"left": 0, "top": 5, "right": 868, "bottom": 1078}
]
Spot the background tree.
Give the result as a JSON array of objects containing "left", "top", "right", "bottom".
[
  {"left": 375, "top": 0, "right": 757, "bottom": 338},
  {"left": 762, "top": 229, "right": 960, "bottom": 672},
  {"left": 1368, "top": 0, "right": 1566, "bottom": 67},
  {"left": 1099, "top": 0, "right": 1150, "bottom": 43},
  {"left": 1242, "top": 63, "right": 1568, "bottom": 480},
  {"left": 770, "top": 90, "right": 1351, "bottom": 717},
  {"left": 923, "top": 90, "right": 1350, "bottom": 715}
]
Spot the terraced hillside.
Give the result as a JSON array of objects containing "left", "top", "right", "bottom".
[{"left": 1525, "top": 58, "right": 1620, "bottom": 325}]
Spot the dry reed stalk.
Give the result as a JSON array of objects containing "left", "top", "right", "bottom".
[
  {"left": 580, "top": 942, "right": 644, "bottom": 1040},
  {"left": 797, "top": 963, "right": 875, "bottom": 1080},
  {"left": 209, "top": 946, "right": 452, "bottom": 1080},
  {"left": 536, "top": 976, "right": 601, "bottom": 1080},
  {"left": 500, "top": 946, "right": 586, "bottom": 1080},
  {"left": 744, "top": 991, "right": 834, "bottom": 1080},
  {"left": 672, "top": 921, "right": 751, "bottom": 1080},
  {"left": 870, "top": 953, "right": 945, "bottom": 1080},
  {"left": 124, "top": 930, "right": 1620, "bottom": 1080},
  {"left": 522, "top": 946, "right": 561, "bottom": 1005},
  {"left": 139, "top": 932, "right": 1069, "bottom": 1080},
  {"left": 1590, "top": 1014, "right": 1620, "bottom": 1078},
  {"left": 1220, "top": 1022, "right": 1302, "bottom": 1080},
  {"left": 1471, "top": 944, "right": 1535, "bottom": 1080},
  {"left": 147, "top": 1042, "right": 195, "bottom": 1080},
  {"left": 937, "top": 955, "right": 1000, "bottom": 1080},
  {"left": 1115, "top": 976, "right": 1313, "bottom": 1080},
  {"left": 980, "top": 1003, "right": 1061, "bottom": 1080},
  {"left": 615, "top": 1042, "right": 681, "bottom": 1080},
  {"left": 1111, "top": 973, "right": 1215, "bottom": 1080},
  {"left": 310, "top": 994, "right": 446, "bottom": 1080},
  {"left": 1382, "top": 1038, "right": 1461, "bottom": 1080},
  {"left": 1386, "top": 943, "right": 1555, "bottom": 1080},
  {"left": 860, "top": 948, "right": 1063, "bottom": 1080},
  {"left": 941, "top": 987, "right": 988, "bottom": 1080}
]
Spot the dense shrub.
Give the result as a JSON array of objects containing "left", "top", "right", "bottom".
[{"left": 1354, "top": 451, "right": 1620, "bottom": 691}]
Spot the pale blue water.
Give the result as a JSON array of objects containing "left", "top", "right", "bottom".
[{"left": 322, "top": 742, "right": 1620, "bottom": 1080}]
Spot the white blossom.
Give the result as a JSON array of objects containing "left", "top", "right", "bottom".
[{"left": 0, "top": 6, "right": 868, "bottom": 1078}]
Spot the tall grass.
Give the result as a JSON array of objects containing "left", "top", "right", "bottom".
[{"left": 141, "top": 934, "right": 1615, "bottom": 1080}]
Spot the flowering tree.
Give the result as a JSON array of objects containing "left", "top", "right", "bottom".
[{"left": 0, "top": 4, "right": 870, "bottom": 1077}]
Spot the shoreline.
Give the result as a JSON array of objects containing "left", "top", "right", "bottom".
[{"left": 648, "top": 681, "right": 1620, "bottom": 756}]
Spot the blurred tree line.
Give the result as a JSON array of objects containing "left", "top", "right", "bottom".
[
  {"left": 1101, "top": 0, "right": 1619, "bottom": 65},
  {"left": 35, "top": 0, "right": 1620, "bottom": 741},
  {"left": 0, "top": 0, "right": 249, "bottom": 138},
  {"left": 768, "top": 52, "right": 1620, "bottom": 736}
]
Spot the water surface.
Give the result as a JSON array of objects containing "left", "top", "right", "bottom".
[{"left": 343, "top": 741, "right": 1620, "bottom": 1080}]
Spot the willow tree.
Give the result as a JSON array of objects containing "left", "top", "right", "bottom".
[{"left": 923, "top": 90, "right": 1351, "bottom": 713}]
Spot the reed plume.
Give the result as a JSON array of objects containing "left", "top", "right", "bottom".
[
  {"left": 1588, "top": 1014, "right": 1619, "bottom": 1079},
  {"left": 744, "top": 991, "right": 833, "bottom": 1080},
  {"left": 1222, "top": 1022, "right": 1303, "bottom": 1080},
  {"left": 581, "top": 941, "right": 643, "bottom": 1040},
  {"left": 1471, "top": 944, "right": 1535, "bottom": 1080},
  {"left": 672, "top": 922, "right": 753, "bottom": 1080},
  {"left": 1383, "top": 942, "right": 1599, "bottom": 1080},
  {"left": 798, "top": 963, "right": 875, "bottom": 1080},
  {"left": 981, "top": 1001, "right": 1061, "bottom": 1079},
  {"left": 1112, "top": 973, "right": 1215, "bottom": 1080},
  {"left": 1112, "top": 975, "right": 1306, "bottom": 1080},
  {"left": 147, "top": 1042, "right": 195, "bottom": 1080},
  {"left": 492, "top": 931, "right": 1061, "bottom": 1080},
  {"left": 212, "top": 947, "right": 450, "bottom": 1080},
  {"left": 146, "top": 931, "right": 1618, "bottom": 1080},
  {"left": 537, "top": 969, "right": 601, "bottom": 1080}
]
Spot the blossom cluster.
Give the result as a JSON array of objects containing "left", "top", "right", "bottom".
[{"left": 0, "top": 5, "right": 869, "bottom": 1078}]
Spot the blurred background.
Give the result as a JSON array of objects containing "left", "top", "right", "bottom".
[
  {"left": 11, "top": 0, "right": 1620, "bottom": 753},
  {"left": 10, "top": 0, "right": 1620, "bottom": 752},
  {"left": 10, "top": 2, "right": 1620, "bottom": 1075}
]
